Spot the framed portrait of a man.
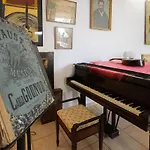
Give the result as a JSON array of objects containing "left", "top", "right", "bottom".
[
  {"left": 90, "top": 0, "right": 112, "bottom": 30},
  {"left": 145, "top": 0, "right": 150, "bottom": 45}
]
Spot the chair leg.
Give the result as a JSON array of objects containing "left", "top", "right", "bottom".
[
  {"left": 99, "top": 116, "right": 104, "bottom": 150},
  {"left": 56, "top": 115, "right": 59, "bottom": 146},
  {"left": 72, "top": 142, "right": 77, "bottom": 150}
]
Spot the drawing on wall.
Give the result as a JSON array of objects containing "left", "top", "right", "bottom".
[
  {"left": 1, "top": 0, "right": 43, "bottom": 46},
  {"left": 46, "top": 0, "right": 77, "bottom": 25},
  {"left": 145, "top": 0, "right": 150, "bottom": 45},
  {"left": 54, "top": 27, "right": 73, "bottom": 49},
  {"left": 90, "top": 0, "right": 112, "bottom": 30}
]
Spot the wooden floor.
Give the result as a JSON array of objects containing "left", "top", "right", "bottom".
[{"left": 11, "top": 103, "right": 149, "bottom": 150}]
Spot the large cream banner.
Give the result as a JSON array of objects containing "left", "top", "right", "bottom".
[{"left": 0, "top": 18, "right": 54, "bottom": 148}]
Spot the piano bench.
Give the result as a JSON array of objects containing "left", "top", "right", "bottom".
[{"left": 56, "top": 103, "right": 104, "bottom": 150}]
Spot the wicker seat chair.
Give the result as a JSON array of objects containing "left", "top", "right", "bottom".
[{"left": 56, "top": 97, "right": 104, "bottom": 150}]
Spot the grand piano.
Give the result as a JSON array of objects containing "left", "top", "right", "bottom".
[{"left": 66, "top": 60, "right": 150, "bottom": 149}]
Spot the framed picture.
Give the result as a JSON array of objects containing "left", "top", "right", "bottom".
[
  {"left": 0, "top": 0, "right": 43, "bottom": 46},
  {"left": 90, "top": 0, "right": 112, "bottom": 30},
  {"left": 141, "top": 54, "right": 150, "bottom": 62},
  {"left": 46, "top": 0, "right": 77, "bottom": 25},
  {"left": 54, "top": 27, "right": 73, "bottom": 49},
  {"left": 145, "top": 0, "right": 150, "bottom": 45}
]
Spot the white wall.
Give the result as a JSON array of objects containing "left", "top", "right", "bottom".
[{"left": 39, "top": 0, "right": 150, "bottom": 100}]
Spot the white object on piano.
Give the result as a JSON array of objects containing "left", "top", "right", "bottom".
[{"left": 123, "top": 51, "right": 135, "bottom": 59}]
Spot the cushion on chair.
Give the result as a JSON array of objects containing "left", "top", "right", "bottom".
[{"left": 57, "top": 105, "right": 98, "bottom": 132}]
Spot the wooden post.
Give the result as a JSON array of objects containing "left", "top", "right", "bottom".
[
  {"left": 27, "top": 128, "right": 31, "bottom": 150},
  {"left": 0, "top": 0, "right": 3, "bottom": 18},
  {"left": 17, "top": 134, "right": 25, "bottom": 150},
  {"left": 79, "top": 94, "right": 86, "bottom": 106}
]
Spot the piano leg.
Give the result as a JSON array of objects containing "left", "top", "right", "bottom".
[
  {"left": 104, "top": 108, "right": 120, "bottom": 139},
  {"left": 111, "top": 112, "right": 120, "bottom": 137},
  {"left": 103, "top": 107, "right": 108, "bottom": 138},
  {"left": 112, "top": 112, "right": 116, "bottom": 131},
  {"left": 79, "top": 94, "right": 86, "bottom": 106},
  {"left": 104, "top": 107, "right": 107, "bottom": 124}
]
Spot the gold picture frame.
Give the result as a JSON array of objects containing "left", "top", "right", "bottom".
[
  {"left": 90, "top": 0, "right": 112, "bottom": 31},
  {"left": 46, "top": 0, "right": 77, "bottom": 25},
  {"left": 141, "top": 54, "right": 150, "bottom": 62},
  {"left": 145, "top": 0, "right": 150, "bottom": 45},
  {"left": 54, "top": 27, "right": 73, "bottom": 49}
]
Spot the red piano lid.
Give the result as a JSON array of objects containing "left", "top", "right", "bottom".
[
  {"left": 3, "top": 0, "right": 37, "bottom": 7},
  {"left": 91, "top": 61, "right": 150, "bottom": 75}
]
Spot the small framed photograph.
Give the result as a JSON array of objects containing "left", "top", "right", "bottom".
[
  {"left": 145, "top": 0, "right": 150, "bottom": 45},
  {"left": 90, "top": 0, "right": 112, "bottom": 30},
  {"left": 46, "top": 0, "right": 77, "bottom": 25},
  {"left": 54, "top": 27, "right": 73, "bottom": 49}
]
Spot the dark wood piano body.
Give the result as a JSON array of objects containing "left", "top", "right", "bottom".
[{"left": 66, "top": 63, "right": 150, "bottom": 134}]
